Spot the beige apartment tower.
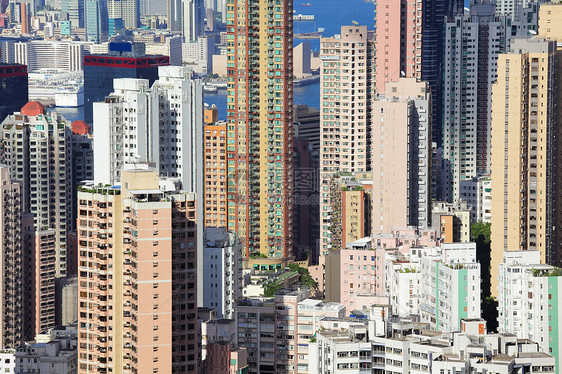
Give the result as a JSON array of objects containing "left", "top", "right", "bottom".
[
  {"left": 319, "top": 26, "right": 374, "bottom": 255},
  {"left": 77, "top": 166, "right": 198, "bottom": 373},
  {"left": 490, "top": 38, "right": 557, "bottom": 296},
  {"left": 226, "top": 0, "right": 294, "bottom": 262},
  {"left": 371, "top": 78, "right": 432, "bottom": 233}
]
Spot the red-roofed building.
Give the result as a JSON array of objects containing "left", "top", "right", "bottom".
[
  {"left": 20, "top": 101, "right": 45, "bottom": 116},
  {"left": 71, "top": 120, "right": 90, "bottom": 135}
]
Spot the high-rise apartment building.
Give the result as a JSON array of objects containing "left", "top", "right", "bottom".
[
  {"left": 182, "top": 0, "right": 204, "bottom": 42},
  {"left": 83, "top": 42, "right": 170, "bottom": 123},
  {"left": 0, "top": 102, "right": 73, "bottom": 278},
  {"left": 371, "top": 78, "right": 432, "bottom": 232},
  {"left": 490, "top": 37, "right": 557, "bottom": 296},
  {"left": 442, "top": 1, "right": 542, "bottom": 202},
  {"left": 0, "top": 166, "right": 55, "bottom": 348},
  {"left": 374, "top": 0, "right": 422, "bottom": 91},
  {"left": 538, "top": 0, "right": 562, "bottom": 275},
  {"left": 442, "top": 1, "right": 515, "bottom": 202},
  {"left": 93, "top": 66, "right": 203, "bottom": 192},
  {"left": 328, "top": 173, "right": 372, "bottom": 252},
  {"left": 30, "top": 229, "right": 56, "bottom": 336},
  {"left": 226, "top": 0, "right": 294, "bottom": 261},
  {"left": 234, "top": 289, "right": 345, "bottom": 374},
  {"left": 204, "top": 122, "right": 227, "bottom": 228},
  {"left": 20, "top": 2, "right": 29, "bottom": 34},
  {"left": 319, "top": 26, "right": 374, "bottom": 255},
  {"left": 0, "top": 166, "right": 26, "bottom": 349},
  {"left": 421, "top": 0, "right": 463, "bottom": 149},
  {"left": 0, "top": 64, "right": 27, "bottom": 124},
  {"left": 459, "top": 176, "right": 492, "bottom": 223},
  {"left": 77, "top": 166, "right": 198, "bottom": 373},
  {"left": 431, "top": 201, "right": 471, "bottom": 243},
  {"left": 495, "top": 0, "right": 548, "bottom": 18}
]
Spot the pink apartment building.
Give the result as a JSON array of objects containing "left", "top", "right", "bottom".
[
  {"left": 374, "top": 0, "right": 422, "bottom": 92},
  {"left": 325, "top": 229, "right": 439, "bottom": 311}
]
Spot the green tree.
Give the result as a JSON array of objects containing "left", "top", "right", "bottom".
[
  {"left": 471, "top": 222, "right": 491, "bottom": 298},
  {"left": 471, "top": 222, "right": 491, "bottom": 244},
  {"left": 288, "top": 263, "right": 318, "bottom": 291}
]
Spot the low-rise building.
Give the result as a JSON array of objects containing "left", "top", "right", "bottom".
[
  {"left": 15, "top": 326, "right": 77, "bottom": 374},
  {"left": 419, "top": 243, "right": 481, "bottom": 332},
  {"left": 432, "top": 201, "right": 472, "bottom": 243},
  {"left": 233, "top": 289, "right": 346, "bottom": 374},
  {"left": 371, "top": 318, "right": 555, "bottom": 374},
  {"left": 384, "top": 243, "right": 481, "bottom": 329},
  {"left": 460, "top": 175, "right": 492, "bottom": 223},
  {"left": 309, "top": 327, "right": 371, "bottom": 373},
  {"left": 497, "top": 251, "right": 562, "bottom": 368}
]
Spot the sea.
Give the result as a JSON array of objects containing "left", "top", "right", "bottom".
[
  {"left": 204, "top": 0, "right": 377, "bottom": 120},
  {"left": 51, "top": 0, "right": 377, "bottom": 123}
]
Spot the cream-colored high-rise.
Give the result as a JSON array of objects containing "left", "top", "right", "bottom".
[
  {"left": 77, "top": 166, "right": 198, "bottom": 373},
  {"left": 319, "top": 26, "right": 374, "bottom": 256},
  {"left": 490, "top": 38, "right": 557, "bottom": 297}
]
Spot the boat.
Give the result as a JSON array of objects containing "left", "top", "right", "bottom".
[
  {"left": 203, "top": 85, "right": 218, "bottom": 93},
  {"left": 55, "top": 85, "right": 84, "bottom": 107},
  {"left": 301, "top": 3, "right": 312, "bottom": 6},
  {"left": 293, "top": 14, "right": 315, "bottom": 21}
]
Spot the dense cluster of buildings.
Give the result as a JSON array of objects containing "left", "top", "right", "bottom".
[{"left": 2, "top": 0, "right": 562, "bottom": 373}]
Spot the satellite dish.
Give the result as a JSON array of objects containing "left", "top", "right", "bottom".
[
  {"left": 352, "top": 20, "right": 359, "bottom": 26},
  {"left": 529, "top": 30, "right": 537, "bottom": 35},
  {"left": 400, "top": 71, "right": 406, "bottom": 77}
]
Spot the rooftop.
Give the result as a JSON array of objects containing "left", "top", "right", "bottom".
[{"left": 21, "top": 101, "right": 45, "bottom": 116}]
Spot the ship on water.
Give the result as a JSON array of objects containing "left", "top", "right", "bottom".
[
  {"left": 29, "top": 70, "right": 85, "bottom": 107},
  {"left": 55, "top": 85, "right": 84, "bottom": 107}
]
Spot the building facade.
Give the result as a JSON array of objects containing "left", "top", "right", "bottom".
[
  {"left": 319, "top": 26, "right": 374, "bottom": 256},
  {"left": 203, "top": 227, "right": 243, "bottom": 319},
  {"left": 14, "top": 41, "right": 84, "bottom": 72},
  {"left": 77, "top": 166, "right": 198, "bottom": 373},
  {"left": 0, "top": 64, "right": 27, "bottom": 124},
  {"left": 0, "top": 166, "right": 27, "bottom": 349},
  {"left": 93, "top": 66, "right": 203, "bottom": 194},
  {"left": 182, "top": 0, "right": 204, "bottom": 42},
  {"left": 443, "top": 1, "right": 514, "bottom": 202},
  {"left": 204, "top": 122, "right": 227, "bottom": 228},
  {"left": 371, "top": 78, "right": 432, "bottom": 233},
  {"left": 460, "top": 176, "right": 492, "bottom": 223},
  {"left": 490, "top": 38, "right": 557, "bottom": 295},
  {"left": 226, "top": 0, "right": 294, "bottom": 261},
  {"left": 497, "top": 251, "right": 562, "bottom": 369},
  {"left": 0, "top": 102, "right": 73, "bottom": 278},
  {"left": 83, "top": 42, "right": 170, "bottom": 123}
]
